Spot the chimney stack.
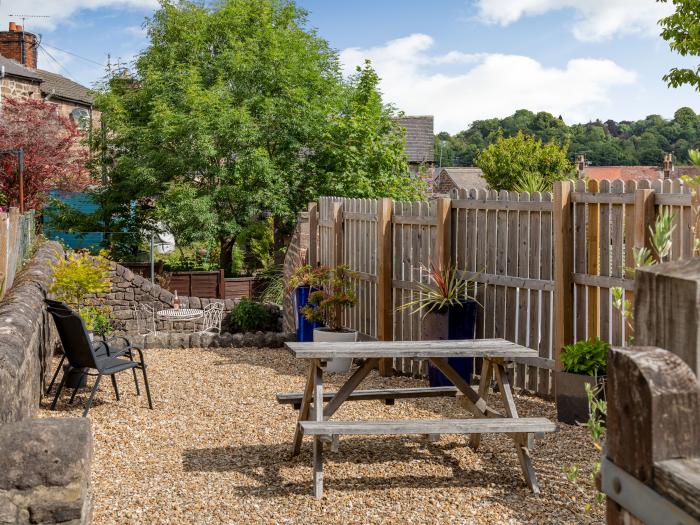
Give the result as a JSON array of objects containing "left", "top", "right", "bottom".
[
  {"left": 0, "top": 22, "right": 39, "bottom": 68},
  {"left": 663, "top": 153, "right": 673, "bottom": 179},
  {"left": 576, "top": 154, "right": 586, "bottom": 179}
]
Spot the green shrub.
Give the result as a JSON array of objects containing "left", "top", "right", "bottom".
[
  {"left": 50, "top": 249, "right": 112, "bottom": 306},
  {"left": 561, "top": 338, "right": 609, "bottom": 376},
  {"left": 79, "top": 305, "right": 113, "bottom": 337},
  {"left": 230, "top": 299, "right": 274, "bottom": 332}
]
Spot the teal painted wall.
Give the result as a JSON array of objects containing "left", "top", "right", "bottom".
[{"left": 44, "top": 191, "right": 104, "bottom": 250}]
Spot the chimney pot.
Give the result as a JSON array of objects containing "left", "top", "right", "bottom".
[
  {"left": 16, "top": 25, "right": 22, "bottom": 32},
  {"left": 8, "top": 22, "right": 16, "bottom": 32}
]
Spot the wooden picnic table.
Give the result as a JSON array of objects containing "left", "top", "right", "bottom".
[{"left": 282, "top": 339, "right": 557, "bottom": 499}]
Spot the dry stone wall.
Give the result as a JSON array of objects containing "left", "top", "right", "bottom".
[
  {"left": 91, "top": 261, "right": 286, "bottom": 348},
  {"left": 0, "top": 242, "right": 62, "bottom": 422},
  {"left": 0, "top": 419, "right": 92, "bottom": 525},
  {"left": 0, "top": 241, "right": 92, "bottom": 525}
]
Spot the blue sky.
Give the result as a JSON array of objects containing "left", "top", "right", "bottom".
[{"left": 4, "top": 0, "right": 698, "bottom": 133}]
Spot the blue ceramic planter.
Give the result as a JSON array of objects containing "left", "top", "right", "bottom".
[{"left": 295, "top": 286, "right": 321, "bottom": 342}]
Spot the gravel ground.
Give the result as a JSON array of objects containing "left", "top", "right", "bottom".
[{"left": 39, "top": 347, "right": 604, "bottom": 525}]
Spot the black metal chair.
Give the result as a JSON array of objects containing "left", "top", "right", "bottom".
[
  {"left": 46, "top": 300, "right": 153, "bottom": 417},
  {"left": 45, "top": 299, "right": 139, "bottom": 395}
]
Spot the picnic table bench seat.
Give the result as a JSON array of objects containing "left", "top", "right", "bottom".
[
  {"left": 276, "top": 385, "right": 462, "bottom": 409},
  {"left": 300, "top": 417, "right": 556, "bottom": 436}
]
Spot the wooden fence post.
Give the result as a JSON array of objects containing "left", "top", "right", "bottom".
[
  {"left": 331, "top": 201, "right": 344, "bottom": 326},
  {"left": 587, "top": 179, "right": 600, "bottom": 339},
  {"left": 0, "top": 212, "right": 8, "bottom": 296},
  {"left": 553, "top": 181, "right": 574, "bottom": 370},
  {"left": 331, "top": 201, "right": 344, "bottom": 267},
  {"left": 605, "top": 346, "right": 700, "bottom": 523},
  {"left": 435, "top": 197, "right": 452, "bottom": 269},
  {"left": 634, "top": 188, "right": 655, "bottom": 252},
  {"left": 377, "top": 197, "right": 393, "bottom": 376},
  {"left": 308, "top": 202, "right": 318, "bottom": 268},
  {"left": 219, "top": 269, "right": 226, "bottom": 299}
]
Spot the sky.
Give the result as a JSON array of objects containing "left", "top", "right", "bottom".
[{"left": 1, "top": 0, "right": 698, "bottom": 134}]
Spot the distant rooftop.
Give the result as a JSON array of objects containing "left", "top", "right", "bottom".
[
  {"left": 584, "top": 166, "right": 662, "bottom": 181},
  {"left": 0, "top": 55, "right": 93, "bottom": 106},
  {"left": 435, "top": 167, "right": 488, "bottom": 191},
  {"left": 394, "top": 116, "right": 434, "bottom": 164}
]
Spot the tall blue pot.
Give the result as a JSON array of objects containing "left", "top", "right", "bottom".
[
  {"left": 295, "top": 286, "right": 320, "bottom": 342},
  {"left": 423, "top": 299, "right": 477, "bottom": 387}
]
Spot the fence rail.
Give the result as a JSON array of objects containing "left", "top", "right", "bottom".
[
  {"left": 0, "top": 208, "right": 35, "bottom": 298},
  {"left": 306, "top": 178, "right": 696, "bottom": 397}
]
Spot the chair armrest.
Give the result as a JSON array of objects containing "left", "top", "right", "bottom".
[
  {"left": 105, "top": 335, "right": 132, "bottom": 348},
  {"left": 92, "top": 339, "right": 130, "bottom": 358}
]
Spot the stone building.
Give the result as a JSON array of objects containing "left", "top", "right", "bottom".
[
  {"left": 432, "top": 167, "right": 489, "bottom": 195},
  {"left": 395, "top": 115, "right": 435, "bottom": 179},
  {"left": 0, "top": 23, "right": 96, "bottom": 131}
]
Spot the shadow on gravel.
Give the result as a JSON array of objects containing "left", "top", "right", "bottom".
[{"left": 182, "top": 437, "right": 526, "bottom": 497}]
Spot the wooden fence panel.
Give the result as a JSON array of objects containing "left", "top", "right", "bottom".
[
  {"left": 310, "top": 176, "right": 697, "bottom": 395},
  {"left": 339, "top": 198, "right": 379, "bottom": 340},
  {"left": 0, "top": 209, "right": 35, "bottom": 299},
  {"left": 391, "top": 199, "right": 437, "bottom": 376},
  {"left": 451, "top": 190, "right": 555, "bottom": 396}
]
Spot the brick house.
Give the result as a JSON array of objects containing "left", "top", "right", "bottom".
[
  {"left": 394, "top": 116, "right": 435, "bottom": 179},
  {"left": 575, "top": 153, "right": 697, "bottom": 181},
  {"left": 432, "top": 167, "right": 488, "bottom": 195},
  {"left": 0, "top": 23, "right": 96, "bottom": 132}
]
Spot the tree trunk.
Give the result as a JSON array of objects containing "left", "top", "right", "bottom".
[
  {"left": 273, "top": 216, "right": 290, "bottom": 266},
  {"left": 219, "top": 235, "right": 235, "bottom": 275}
]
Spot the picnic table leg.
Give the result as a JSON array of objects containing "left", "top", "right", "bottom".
[
  {"left": 429, "top": 357, "right": 496, "bottom": 418},
  {"left": 312, "top": 362, "right": 324, "bottom": 499},
  {"left": 469, "top": 358, "right": 493, "bottom": 450},
  {"left": 292, "top": 363, "right": 316, "bottom": 456},
  {"left": 493, "top": 363, "right": 540, "bottom": 494}
]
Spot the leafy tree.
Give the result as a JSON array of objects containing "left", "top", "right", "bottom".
[
  {"left": 476, "top": 131, "right": 573, "bottom": 191},
  {"left": 438, "top": 107, "right": 700, "bottom": 168},
  {"left": 312, "top": 61, "right": 424, "bottom": 199},
  {"left": 0, "top": 96, "right": 90, "bottom": 210},
  {"left": 659, "top": 0, "right": 700, "bottom": 90},
  {"left": 71, "top": 0, "right": 419, "bottom": 271},
  {"left": 153, "top": 181, "right": 217, "bottom": 256}
]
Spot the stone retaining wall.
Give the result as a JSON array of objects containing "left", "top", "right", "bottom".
[
  {"left": 0, "top": 241, "right": 92, "bottom": 524},
  {"left": 0, "top": 419, "right": 92, "bottom": 525},
  {"left": 0, "top": 241, "right": 62, "bottom": 422},
  {"left": 91, "top": 262, "right": 282, "bottom": 335}
]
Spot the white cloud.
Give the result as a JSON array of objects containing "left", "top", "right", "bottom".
[
  {"left": 474, "top": 0, "right": 675, "bottom": 42},
  {"left": 340, "top": 34, "right": 637, "bottom": 133},
  {"left": 0, "top": 0, "right": 157, "bottom": 31}
]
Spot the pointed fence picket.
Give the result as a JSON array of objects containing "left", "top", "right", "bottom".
[{"left": 307, "top": 178, "right": 696, "bottom": 397}]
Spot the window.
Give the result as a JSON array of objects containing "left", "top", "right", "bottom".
[{"left": 70, "top": 107, "right": 90, "bottom": 131}]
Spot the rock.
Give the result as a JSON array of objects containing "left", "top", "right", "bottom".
[{"left": 231, "top": 333, "right": 244, "bottom": 348}]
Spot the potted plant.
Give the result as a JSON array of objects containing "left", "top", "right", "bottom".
[
  {"left": 398, "top": 263, "right": 480, "bottom": 386},
  {"left": 289, "top": 265, "right": 322, "bottom": 342},
  {"left": 301, "top": 265, "right": 357, "bottom": 373},
  {"left": 555, "top": 337, "right": 608, "bottom": 424}
]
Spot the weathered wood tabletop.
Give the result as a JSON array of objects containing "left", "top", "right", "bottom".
[
  {"left": 282, "top": 338, "right": 555, "bottom": 499},
  {"left": 285, "top": 338, "right": 538, "bottom": 359}
]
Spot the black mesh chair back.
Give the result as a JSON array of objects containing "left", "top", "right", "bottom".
[{"left": 46, "top": 302, "right": 98, "bottom": 370}]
